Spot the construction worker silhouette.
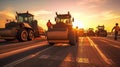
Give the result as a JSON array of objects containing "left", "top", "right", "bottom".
[
  {"left": 112, "top": 23, "right": 120, "bottom": 40},
  {"left": 47, "top": 20, "right": 52, "bottom": 31}
]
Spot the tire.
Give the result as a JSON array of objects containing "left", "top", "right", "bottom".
[
  {"left": 68, "top": 30, "right": 76, "bottom": 46},
  {"left": 17, "top": 29, "right": 28, "bottom": 42},
  {"left": 27, "top": 30, "right": 34, "bottom": 41},
  {"left": 104, "top": 32, "right": 107, "bottom": 37},
  {"left": 49, "top": 42, "right": 54, "bottom": 45}
]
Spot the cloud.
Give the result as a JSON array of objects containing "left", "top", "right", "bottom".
[
  {"left": 0, "top": 9, "right": 15, "bottom": 20},
  {"left": 75, "top": 0, "right": 109, "bottom": 15},
  {"left": 31, "top": 10, "right": 52, "bottom": 16},
  {"left": 85, "top": 10, "right": 120, "bottom": 20},
  {"left": 0, "top": 9, "right": 15, "bottom": 28},
  {"left": 101, "top": 11, "right": 120, "bottom": 20},
  {"left": 77, "top": 0, "right": 106, "bottom": 7}
]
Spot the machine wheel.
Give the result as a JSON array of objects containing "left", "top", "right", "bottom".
[
  {"left": 49, "top": 42, "right": 54, "bottom": 45},
  {"left": 17, "top": 29, "right": 28, "bottom": 42},
  {"left": 104, "top": 31, "right": 107, "bottom": 37},
  {"left": 27, "top": 30, "right": 34, "bottom": 41},
  {"left": 69, "top": 30, "right": 76, "bottom": 46}
]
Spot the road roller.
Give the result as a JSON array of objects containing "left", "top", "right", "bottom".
[{"left": 46, "top": 12, "right": 78, "bottom": 45}]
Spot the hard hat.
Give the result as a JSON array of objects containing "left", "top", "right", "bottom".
[
  {"left": 116, "top": 23, "right": 118, "bottom": 25},
  {"left": 48, "top": 20, "right": 50, "bottom": 21}
]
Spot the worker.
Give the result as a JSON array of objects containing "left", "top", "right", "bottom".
[
  {"left": 47, "top": 20, "right": 53, "bottom": 31},
  {"left": 111, "top": 23, "right": 120, "bottom": 40}
]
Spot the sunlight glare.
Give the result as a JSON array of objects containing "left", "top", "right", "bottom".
[{"left": 73, "top": 19, "right": 84, "bottom": 29}]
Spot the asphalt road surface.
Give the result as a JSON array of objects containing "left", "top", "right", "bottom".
[{"left": 0, "top": 36, "right": 120, "bottom": 67}]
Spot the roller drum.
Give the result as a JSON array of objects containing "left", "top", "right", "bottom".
[{"left": 47, "top": 31, "right": 68, "bottom": 40}]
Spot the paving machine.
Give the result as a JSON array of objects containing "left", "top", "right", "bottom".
[
  {"left": 0, "top": 11, "right": 43, "bottom": 41},
  {"left": 87, "top": 28, "right": 95, "bottom": 36},
  {"left": 46, "top": 12, "right": 78, "bottom": 45},
  {"left": 95, "top": 25, "right": 107, "bottom": 37}
]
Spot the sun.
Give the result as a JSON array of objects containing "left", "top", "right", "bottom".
[{"left": 73, "top": 19, "right": 84, "bottom": 29}]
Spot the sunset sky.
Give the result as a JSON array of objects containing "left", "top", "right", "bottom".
[{"left": 0, "top": 0, "right": 120, "bottom": 31}]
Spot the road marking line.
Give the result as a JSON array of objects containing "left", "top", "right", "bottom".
[
  {"left": 87, "top": 37, "right": 112, "bottom": 65},
  {"left": 102, "top": 37, "right": 120, "bottom": 44},
  {"left": 0, "top": 41, "right": 47, "bottom": 59},
  {"left": 77, "top": 37, "right": 89, "bottom": 64},
  {"left": 64, "top": 57, "right": 72, "bottom": 62},
  {"left": 77, "top": 58, "right": 89, "bottom": 63},
  {"left": 79, "top": 37, "right": 83, "bottom": 47},
  {"left": 51, "top": 56, "right": 61, "bottom": 60},
  {"left": 100, "top": 39, "right": 120, "bottom": 49},
  {"left": 100, "top": 38, "right": 120, "bottom": 48},
  {"left": 38, "top": 55, "right": 50, "bottom": 59},
  {"left": 3, "top": 46, "right": 53, "bottom": 67}
]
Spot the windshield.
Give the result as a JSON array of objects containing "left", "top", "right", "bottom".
[
  {"left": 17, "top": 16, "right": 24, "bottom": 22},
  {"left": 98, "top": 27, "right": 104, "bottom": 29},
  {"left": 56, "top": 18, "right": 71, "bottom": 24},
  {"left": 17, "top": 16, "right": 33, "bottom": 23}
]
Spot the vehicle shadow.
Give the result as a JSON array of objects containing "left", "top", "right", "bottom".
[
  {"left": 14, "top": 43, "right": 78, "bottom": 67},
  {"left": 0, "top": 39, "right": 19, "bottom": 45}
]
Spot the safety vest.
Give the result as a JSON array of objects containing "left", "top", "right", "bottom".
[
  {"left": 113, "top": 26, "right": 120, "bottom": 31},
  {"left": 47, "top": 22, "right": 52, "bottom": 27}
]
